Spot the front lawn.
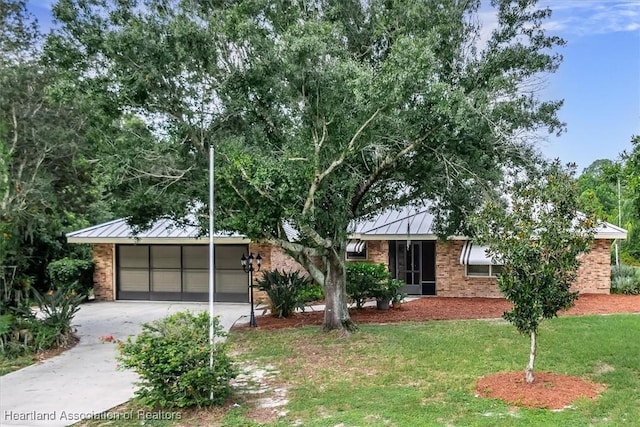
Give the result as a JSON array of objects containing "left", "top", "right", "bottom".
[{"left": 77, "top": 314, "right": 640, "bottom": 426}]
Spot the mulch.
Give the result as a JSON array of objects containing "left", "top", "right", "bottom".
[{"left": 234, "top": 294, "right": 640, "bottom": 331}]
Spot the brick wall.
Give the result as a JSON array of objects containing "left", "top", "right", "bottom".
[
  {"left": 572, "top": 239, "right": 612, "bottom": 293},
  {"left": 436, "top": 240, "right": 503, "bottom": 297},
  {"left": 365, "top": 240, "right": 389, "bottom": 266},
  {"left": 436, "top": 239, "right": 612, "bottom": 297},
  {"left": 248, "top": 243, "right": 309, "bottom": 305},
  {"left": 92, "top": 243, "right": 115, "bottom": 301}
]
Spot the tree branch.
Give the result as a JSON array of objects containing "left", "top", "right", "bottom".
[
  {"left": 303, "top": 109, "right": 380, "bottom": 215},
  {"left": 351, "top": 138, "right": 420, "bottom": 215},
  {"left": 266, "top": 237, "right": 326, "bottom": 285}
]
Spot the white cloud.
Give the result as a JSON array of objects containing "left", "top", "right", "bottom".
[{"left": 540, "top": 1, "right": 640, "bottom": 36}]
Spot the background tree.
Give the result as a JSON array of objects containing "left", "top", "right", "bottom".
[
  {"left": 620, "top": 135, "right": 640, "bottom": 262},
  {"left": 576, "top": 141, "right": 639, "bottom": 264},
  {"left": 472, "top": 160, "right": 596, "bottom": 383},
  {"left": 0, "top": 0, "right": 107, "bottom": 292},
  {"left": 49, "top": 0, "right": 566, "bottom": 331},
  {"left": 577, "top": 159, "right": 619, "bottom": 222}
]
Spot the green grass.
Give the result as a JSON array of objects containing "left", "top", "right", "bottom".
[
  {"left": 77, "top": 315, "right": 640, "bottom": 426},
  {"left": 0, "top": 354, "right": 37, "bottom": 375},
  {"left": 225, "top": 315, "right": 640, "bottom": 426}
]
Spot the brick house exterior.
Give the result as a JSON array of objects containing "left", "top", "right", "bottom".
[
  {"left": 433, "top": 239, "right": 612, "bottom": 297},
  {"left": 71, "top": 206, "right": 626, "bottom": 302},
  {"left": 88, "top": 238, "right": 614, "bottom": 302}
]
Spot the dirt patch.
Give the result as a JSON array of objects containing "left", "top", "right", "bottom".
[
  {"left": 476, "top": 371, "right": 606, "bottom": 409},
  {"left": 35, "top": 333, "right": 79, "bottom": 362},
  {"left": 230, "top": 363, "right": 289, "bottom": 424},
  {"left": 233, "top": 294, "right": 640, "bottom": 331}
]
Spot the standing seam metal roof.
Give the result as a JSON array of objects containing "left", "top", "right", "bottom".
[{"left": 67, "top": 206, "right": 627, "bottom": 242}]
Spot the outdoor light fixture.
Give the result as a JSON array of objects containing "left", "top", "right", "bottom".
[{"left": 241, "top": 253, "right": 262, "bottom": 327}]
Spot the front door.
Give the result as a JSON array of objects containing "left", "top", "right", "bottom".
[{"left": 389, "top": 240, "right": 436, "bottom": 296}]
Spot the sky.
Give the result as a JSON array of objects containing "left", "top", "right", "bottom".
[{"left": 25, "top": 0, "right": 640, "bottom": 173}]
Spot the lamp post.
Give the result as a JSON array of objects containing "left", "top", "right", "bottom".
[{"left": 241, "top": 253, "right": 262, "bottom": 327}]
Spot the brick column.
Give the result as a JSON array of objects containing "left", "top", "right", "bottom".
[
  {"left": 92, "top": 244, "right": 115, "bottom": 301},
  {"left": 572, "top": 240, "right": 612, "bottom": 294}
]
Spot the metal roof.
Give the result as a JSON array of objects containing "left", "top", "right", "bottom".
[
  {"left": 351, "top": 206, "right": 627, "bottom": 241},
  {"left": 66, "top": 218, "right": 248, "bottom": 244},
  {"left": 350, "top": 205, "right": 440, "bottom": 240},
  {"left": 67, "top": 206, "right": 627, "bottom": 244}
]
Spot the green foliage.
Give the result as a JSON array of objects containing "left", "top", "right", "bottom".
[
  {"left": 610, "top": 265, "right": 640, "bottom": 295},
  {"left": 346, "top": 263, "right": 390, "bottom": 308},
  {"left": 31, "top": 288, "right": 83, "bottom": 345},
  {"left": 577, "top": 154, "right": 638, "bottom": 263},
  {"left": 619, "top": 135, "right": 640, "bottom": 261},
  {"left": 0, "top": 0, "right": 111, "bottom": 291},
  {"left": 117, "top": 312, "right": 236, "bottom": 408},
  {"left": 47, "top": 257, "right": 94, "bottom": 294},
  {"left": 296, "top": 282, "right": 323, "bottom": 304},
  {"left": 371, "top": 278, "right": 405, "bottom": 303},
  {"left": 0, "top": 314, "right": 53, "bottom": 357},
  {"left": 0, "top": 287, "right": 82, "bottom": 357},
  {"left": 256, "top": 270, "right": 314, "bottom": 318},
  {"left": 345, "top": 263, "right": 404, "bottom": 308},
  {"left": 473, "top": 160, "right": 597, "bottom": 335},
  {"left": 49, "top": 0, "right": 567, "bottom": 330}
]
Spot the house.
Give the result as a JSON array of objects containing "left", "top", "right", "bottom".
[{"left": 66, "top": 205, "right": 627, "bottom": 302}]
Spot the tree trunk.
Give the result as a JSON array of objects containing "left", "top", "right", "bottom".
[
  {"left": 322, "top": 249, "right": 356, "bottom": 332},
  {"left": 525, "top": 330, "right": 537, "bottom": 383}
]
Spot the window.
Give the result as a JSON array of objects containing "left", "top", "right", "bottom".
[
  {"left": 346, "top": 240, "right": 367, "bottom": 260},
  {"left": 466, "top": 264, "right": 503, "bottom": 277}
]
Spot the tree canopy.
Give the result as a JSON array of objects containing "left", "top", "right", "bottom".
[
  {"left": 576, "top": 136, "right": 640, "bottom": 264},
  {"left": 48, "top": 0, "right": 566, "bottom": 330},
  {"left": 0, "top": 0, "right": 106, "bottom": 290}
]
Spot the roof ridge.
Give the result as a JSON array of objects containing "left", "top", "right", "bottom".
[{"left": 66, "top": 218, "right": 126, "bottom": 237}]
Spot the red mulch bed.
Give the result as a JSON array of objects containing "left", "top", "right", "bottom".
[
  {"left": 476, "top": 372, "right": 606, "bottom": 410},
  {"left": 236, "top": 294, "right": 640, "bottom": 331},
  {"left": 234, "top": 294, "right": 640, "bottom": 410}
]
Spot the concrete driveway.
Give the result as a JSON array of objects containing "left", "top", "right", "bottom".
[{"left": 0, "top": 301, "right": 249, "bottom": 427}]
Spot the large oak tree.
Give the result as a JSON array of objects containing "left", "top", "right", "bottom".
[{"left": 49, "top": 0, "right": 565, "bottom": 330}]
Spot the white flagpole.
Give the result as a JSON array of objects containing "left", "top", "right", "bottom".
[{"left": 208, "top": 145, "right": 215, "bottom": 400}]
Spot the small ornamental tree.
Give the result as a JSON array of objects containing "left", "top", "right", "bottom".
[{"left": 472, "top": 160, "right": 597, "bottom": 383}]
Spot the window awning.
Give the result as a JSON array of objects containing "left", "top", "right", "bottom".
[
  {"left": 346, "top": 239, "right": 366, "bottom": 253},
  {"left": 460, "top": 241, "right": 501, "bottom": 265}
]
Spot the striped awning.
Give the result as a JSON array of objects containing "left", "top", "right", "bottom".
[
  {"left": 346, "top": 239, "right": 366, "bottom": 253},
  {"left": 460, "top": 241, "right": 501, "bottom": 265}
]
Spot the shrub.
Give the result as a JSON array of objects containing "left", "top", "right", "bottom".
[
  {"left": 118, "top": 311, "right": 236, "bottom": 408},
  {"left": 346, "top": 262, "right": 390, "bottom": 308},
  {"left": 0, "top": 288, "right": 83, "bottom": 357},
  {"left": 611, "top": 265, "right": 640, "bottom": 295},
  {"left": 297, "top": 282, "right": 323, "bottom": 304},
  {"left": 47, "top": 257, "right": 94, "bottom": 294},
  {"left": 256, "top": 270, "right": 314, "bottom": 318},
  {"left": 31, "top": 288, "right": 84, "bottom": 346},
  {"left": 371, "top": 278, "right": 405, "bottom": 302}
]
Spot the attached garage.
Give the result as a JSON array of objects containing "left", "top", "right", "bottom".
[{"left": 66, "top": 218, "right": 253, "bottom": 302}]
